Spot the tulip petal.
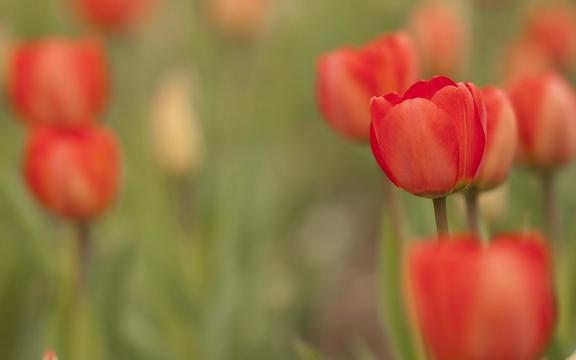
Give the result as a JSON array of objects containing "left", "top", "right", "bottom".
[
  {"left": 403, "top": 76, "right": 456, "bottom": 100},
  {"left": 372, "top": 98, "right": 459, "bottom": 197}
]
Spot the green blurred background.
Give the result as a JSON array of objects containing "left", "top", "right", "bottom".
[{"left": 0, "top": 0, "right": 575, "bottom": 359}]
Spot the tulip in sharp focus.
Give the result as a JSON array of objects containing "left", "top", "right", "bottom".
[
  {"left": 150, "top": 70, "right": 204, "bottom": 177},
  {"left": 72, "top": 0, "right": 155, "bottom": 32},
  {"left": 8, "top": 38, "right": 109, "bottom": 127},
  {"left": 405, "top": 232, "right": 555, "bottom": 360},
  {"left": 408, "top": 1, "right": 468, "bottom": 76},
  {"left": 508, "top": 72, "right": 576, "bottom": 169},
  {"left": 524, "top": 5, "right": 576, "bottom": 68},
  {"left": 370, "top": 76, "right": 486, "bottom": 198},
  {"left": 208, "top": 0, "right": 270, "bottom": 39},
  {"left": 24, "top": 125, "right": 121, "bottom": 221},
  {"left": 317, "top": 32, "right": 420, "bottom": 141},
  {"left": 475, "top": 87, "right": 517, "bottom": 190}
]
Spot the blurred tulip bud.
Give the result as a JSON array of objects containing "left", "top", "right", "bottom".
[
  {"left": 370, "top": 76, "right": 486, "bottom": 198},
  {"left": 475, "top": 87, "right": 517, "bottom": 190},
  {"left": 524, "top": 4, "right": 576, "bottom": 69},
  {"left": 317, "top": 32, "right": 420, "bottom": 141},
  {"left": 503, "top": 39, "right": 554, "bottom": 83},
  {"left": 479, "top": 184, "right": 509, "bottom": 223},
  {"left": 408, "top": 1, "right": 468, "bottom": 76},
  {"left": 150, "top": 70, "right": 204, "bottom": 178},
  {"left": 8, "top": 38, "right": 109, "bottom": 128},
  {"left": 72, "top": 0, "right": 156, "bottom": 33},
  {"left": 508, "top": 72, "right": 576, "bottom": 169},
  {"left": 208, "top": 0, "right": 271, "bottom": 39},
  {"left": 42, "top": 350, "right": 57, "bottom": 360},
  {"left": 568, "top": 350, "right": 576, "bottom": 360},
  {"left": 405, "top": 232, "right": 555, "bottom": 360},
  {"left": 24, "top": 125, "right": 121, "bottom": 221}
]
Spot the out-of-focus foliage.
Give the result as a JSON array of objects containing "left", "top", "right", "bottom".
[{"left": 0, "top": 0, "right": 575, "bottom": 359}]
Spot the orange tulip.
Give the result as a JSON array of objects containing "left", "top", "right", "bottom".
[
  {"left": 8, "top": 38, "right": 109, "bottom": 127},
  {"left": 42, "top": 350, "right": 58, "bottom": 360},
  {"left": 207, "top": 0, "right": 270, "bottom": 39},
  {"left": 72, "top": 0, "right": 155, "bottom": 32},
  {"left": 408, "top": 1, "right": 468, "bottom": 76},
  {"left": 508, "top": 72, "right": 576, "bottom": 169},
  {"left": 405, "top": 232, "right": 555, "bottom": 360},
  {"left": 475, "top": 87, "right": 517, "bottom": 190},
  {"left": 24, "top": 125, "right": 121, "bottom": 221},
  {"left": 370, "top": 76, "right": 486, "bottom": 198},
  {"left": 523, "top": 4, "right": 576, "bottom": 69},
  {"left": 316, "top": 32, "right": 419, "bottom": 141}
]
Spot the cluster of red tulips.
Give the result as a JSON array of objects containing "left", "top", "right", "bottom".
[{"left": 316, "top": 2, "right": 576, "bottom": 359}]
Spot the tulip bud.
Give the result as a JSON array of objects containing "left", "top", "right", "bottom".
[
  {"left": 317, "top": 32, "right": 420, "bottom": 141},
  {"left": 478, "top": 184, "right": 509, "bottom": 223},
  {"left": 370, "top": 76, "right": 486, "bottom": 198},
  {"left": 8, "top": 38, "right": 109, "bottom": 128},
  {"left": 149, "top": 70, "right": 203, "bottom": 178},
  {"left": 508, "top": 72, "right": 576, "bottom": 169},
  {"left": 207, "top": 0, "right": 271, "bottom": 39},
  {"left": 407, "top": 1, "right": 468, "bottom": 76},
  {"left": 503, "top": 39, "right": 553, "bottom": 83},
  {"left": 24, "top": 125, "right": 121, "bottom": 221},
  {"left": 523, "top": 5, "right": 576, "bottom": 69},
  {"left": 475, "top": 87, "right": 517, "bottom": 190},
  {"left": 405, "top": 232, "right": 555, "bottom": 360},
  {"left": 71, "top": 0, "right": 155, "bottom": 33},
  {"left": 42, "top": 350, "right": 57, "bottom": 360}
]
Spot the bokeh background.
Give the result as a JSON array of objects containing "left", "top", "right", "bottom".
[{"left": 0, "top": 0, "right": 575, "bottom": 359}]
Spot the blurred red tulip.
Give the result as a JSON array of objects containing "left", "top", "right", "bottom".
[
  {"left": 8, "top": 38, "right": 109, "bottom": 128},
  {"left": 508, "top": 72, "right": 576, "bottom": 169},
  {"left": 370, "top": 76, "right": 486, "bottom": 198},
  {"left": 208, "top": 0, "right": 270, "bottom": 39},
  {"left": 72, "top": 0, "right": 155, "bottom": 32},
  {"left": 503, "top": 39, "right": 554, "bottom": 83},
  {"left": 405, "top": 232, "right": 555, "bottom": 360},
  {"left": 524, "top": 5, "right": 576, "bottom": 69},
  {"left": 24, "top": 125, "right": 121, "bottom": 221},
  {"left": 42, "top": 350, "right": 57, "bottom": 360},
  {"left": 475, "top": 87, "right": 517, "bottom": 190},
  {"left": 408, "top": 1, "right": 468, "bottom": 76},
  {"left": 317, "top": 32, "right": 420, "bottom": 141}
]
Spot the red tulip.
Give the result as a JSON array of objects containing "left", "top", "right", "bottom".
[
  {"left": 316, "top": 32, "right": 420, "bottom": 141},
  {"left": 72, "top": 0, "right": 155, "bottom": 32},
  {"left": 408, "top": 2, "right": 468, "bottom": 76},
  {"left": 370, "top": 76, "right": 486, "bottom": 198},
  {"left": 524, "top": 5, "right": 576, "bottom": 68},
  {"left": 8, "top": 38, "right": 109, "bottom": 128},
  {"left": 507, "top": 72, "right": 576, "bottom": 169},
  {"left": 475, "top": 87, "right": 517, "bottom": 190},
  {"left": 502, "top": 39, "right": 553, "bottom": 83},
  {"left": 405, "top": 233, "right": 555, "bottom": 360},
  {"left": 24, "top": 125, "right": 121, "bottom": 221}
]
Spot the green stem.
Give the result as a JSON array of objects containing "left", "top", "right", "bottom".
[
  {"left": 432, "top": 197, "right": 448, "bottom": 236},
  {"left": 541, "top": 172, "right": 558, "bottom": 243},
  {"left": 465, "top": 189, "right": 479, "bottom": 235},
  {"left": 75, "top": 222, "right": 92, "bottom": 301}
]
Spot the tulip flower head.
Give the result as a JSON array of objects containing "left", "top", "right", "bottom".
[
  {"left": 150, "top": 70, "right": 204, "bottom": 177},
  {"left": 523, "top": 4, "right": 576, "bottom": 69},
  {"left": 208, "top": 0, "right": 271, "bottom": 39},
  {"left": 72, "top": 0, "right": 155, "bottom": 32},
  {"left": 24, "top": 125, "right": 121, "bottom": 221},
  {"left": 405, "top": 232, "right": 555, "bottom": 360},
  {"left": 42, "top": 350, "right": 58, "bottom": 360},
  {"left": 503, "top": 39, "right": 554, "bottom": 83},
  {"left": 316, "top": 32, "right": 420, "bottom": 141},
  {"left": 370, "top": 76, "right": 486, "bottom": 198},
  {"left": 8, "top": 38, "right": 109, "bottom": 128},
  {"left": 475, "top": 87, "right": 517, "bottom": 190},
  {"left": 408, "top": 1, "right": 468, "bottom": 76},
  {"left": 508, "top": 72, "right": 576, "bottom": 169}
]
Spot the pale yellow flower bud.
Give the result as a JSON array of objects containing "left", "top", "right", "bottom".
[
  {"left": 478, "top": 184, "right": 509, "bottom": 223},
  {"left": 149, "top": 70, "right": 204, "bottom": 178}
]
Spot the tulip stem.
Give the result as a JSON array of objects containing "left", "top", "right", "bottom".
[
  {"left": 433, "top": 197, "right": 449, "bottom": 236},
  {"left": 465, "top": 188, "right": 479, "bottom": 235},
  {"left": 541, "top": 172, "right": 558, "bottom": 243},
  {"left": 75, "top": 222, "right": 92, "bottom": 300},
  {"left": 383, "top": 181, "right": 405, "bottom": 242}
]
